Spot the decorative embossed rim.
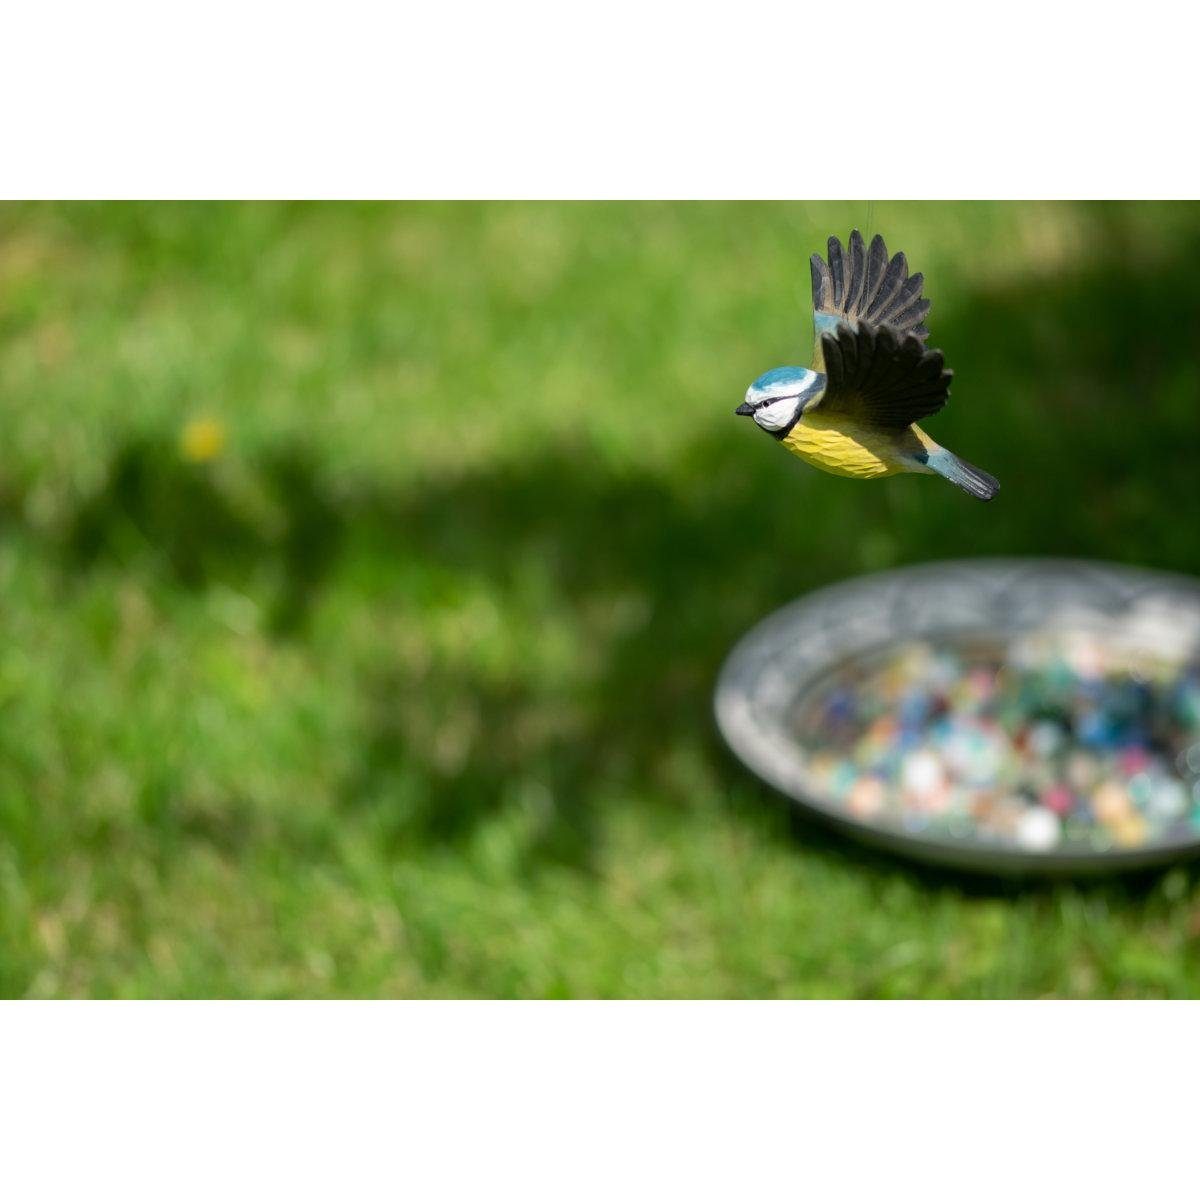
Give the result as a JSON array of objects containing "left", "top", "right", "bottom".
[{"left": 714, "top": 558, "right": 1200, "bottom": 876}]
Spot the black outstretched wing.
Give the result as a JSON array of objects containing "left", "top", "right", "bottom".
[
  {"left": 810, "top": 230, "right": 931, "bottom": 372},
  {"left": 812, "top": 322, "right": 951, "bottom": 429}
]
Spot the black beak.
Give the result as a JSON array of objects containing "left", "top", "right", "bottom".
[{"left": 734, "top": 401, "right": 755, "bottom": 416}]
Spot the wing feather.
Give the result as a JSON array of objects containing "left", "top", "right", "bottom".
[
  {"left": 878, "top": 274, "right": 926, "bottom": 325},
  {"left": 810, "top": 232, "right": 932, "bottom": 340},
  {"left": 859, "top": 234, "right": 890, "bottom": 315},
  {"left": 840, "top": 319, "right": 859, "bottom": 381},
  {"left": 843, "top": 230, "right": 866, "bottom": 315},
  {"left": 889, "top": 292, "right": 931, "bottom": 328},
  {"left": 827, "top": 236, "right": 846, "bottom": 307},
  {"left": 812, "top": 323, "right": 952, "bottom": 429},
  {"left": 871, "top": 251, "right": 909, "bottom": 317},
  {"left": 810, "top": 254, "right": 832, "bottom": 311},
  {"left": 809, "top": 231, "right": 935, "bottom": 374}
]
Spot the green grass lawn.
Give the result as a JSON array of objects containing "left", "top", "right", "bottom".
[{"left": 3, "top": 200, "right": 1200, "bottom": 997}]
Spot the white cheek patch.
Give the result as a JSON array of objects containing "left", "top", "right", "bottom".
[{"left": 753, "top": 395, "right": 800, "bottom": 431}]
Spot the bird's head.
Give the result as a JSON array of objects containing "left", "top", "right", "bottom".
[{"left": 735, "top": 366, "right": 823, "bottom": 435}]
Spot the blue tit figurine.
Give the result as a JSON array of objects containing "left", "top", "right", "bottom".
[{"left": 736, "top": 230, "right": 999, "bottom": 500}]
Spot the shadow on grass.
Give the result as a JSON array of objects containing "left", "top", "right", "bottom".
[
  {"left": 65, "top": 439, "right": 345, "bottom": 636},
  {"left": 41, "top": 215, "right": 1200, "bottom": 884}
]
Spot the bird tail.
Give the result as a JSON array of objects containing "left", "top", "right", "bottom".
[{"left": 925, "top": 447, "right": 1000, "bottom": 501}]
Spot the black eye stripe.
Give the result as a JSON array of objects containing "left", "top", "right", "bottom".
[{"left": 755, "top": 392, "right": 800, "bottom": 409}]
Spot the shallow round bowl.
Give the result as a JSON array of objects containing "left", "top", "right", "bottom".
[{"left": 714, "top": 559, "right": 1200, "bottom": 876}]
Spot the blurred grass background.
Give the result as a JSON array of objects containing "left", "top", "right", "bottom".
[{"left": 2, "top": 200, "right": 1199, "bottom": 997}]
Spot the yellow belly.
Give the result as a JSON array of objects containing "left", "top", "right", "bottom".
[{"left": 782, "top": 415, "right": 928, "bottom": 480}]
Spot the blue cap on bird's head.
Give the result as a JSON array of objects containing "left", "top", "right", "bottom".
[
  {"left": 749, "top": 366, "right": 810, "bottom": 393},
  {"left": 735, "top": 365, "right": 823, "bottom": 434}
]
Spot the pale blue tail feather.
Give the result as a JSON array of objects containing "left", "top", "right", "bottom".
[{"left": 923, "top": 447, "right": 1000, "bottom": 502}]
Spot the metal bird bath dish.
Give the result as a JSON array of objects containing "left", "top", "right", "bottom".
[{"left": 715, "top": 559, "right": 1200, "bottom": 876}]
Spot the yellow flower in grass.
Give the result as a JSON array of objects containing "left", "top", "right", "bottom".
[{"left": 180, "top": 416, "right": 227, "bottom": 463}]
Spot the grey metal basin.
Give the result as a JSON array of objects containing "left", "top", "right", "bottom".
[{"left": 714, "top": 559, "right": 1200, "bottom": 876}]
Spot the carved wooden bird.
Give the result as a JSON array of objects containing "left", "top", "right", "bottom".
[{"left": 736, "top": 231, "right": 998, "bottom": 500}]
